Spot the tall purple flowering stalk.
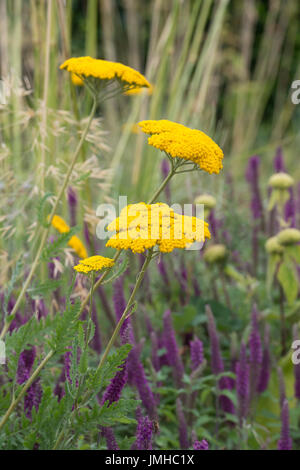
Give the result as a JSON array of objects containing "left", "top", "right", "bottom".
[
  {"left": 257, "top": 324, "right": 271, "bottom": 393},
  {"left": 67, "top": 186, "right": 77, "bottom": 227},
  {"left": 127, "top": 344, "right": 157, "bottom": 419},
  {"left": 245, "top": 155, "right": 264, "bottom": 275},
  {"left": 162, "top": 310, "right": 185, "bottom": 388},
  {"left": 190, "top": 337, "right": 204, "bottom": 371},
  {"left": 135, "top": 414, "right": 153, "bottom": 450},
  {"left": 113, "top": 277, "right": 133, "bottom": 341},
  {"left": 249, "top": 305, "right": 262, "bottom": 403},
  {"left": 193, "top": 439, "right": 209, "bottom": 450},
  {"left": 101, "top": 427, "right": 119, "bottom": 450},
  {"left": 206, "top": 306, "right": 235, "bottom": 415},
  {"left": 17, "top": 347, "right": 42, "bottom": 418},
  {"left": 274, "top": 147, "right": 285, "bottom": 172},
  {"left": 278, "top": 400, "right": 292, "bottom": 450},
  {"left": 293, "top": 325, "right": 300, "bottom": 400},
  {"left": 236, "top": 342, "right": 249, "bottom": 425},
  {"left": 176, "top": 398, "right": 189, "bottom": 449}
]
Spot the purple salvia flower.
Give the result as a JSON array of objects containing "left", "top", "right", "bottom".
[
  {"left": 278, "top": 400, "right": 292, "bottom": 450},
  {"left": 293, "top": 325, "right": 300, "bottom": 400},
  {"left": 249, "top": 304, "right": 263, "bottom": 365},
  {"left": 17, "top": 347, "right": 36, "bottom": 384},
  {"left": 274, "top": 147, "right": 285, "bottom": 173},
  {"left": 101, "top": 427, "right": 119, "bottom": 450},
  {"left": 113, "top": 277, "right": 133, "bottom": 342},
  {"left": 245, "top": 155, "right": 263, "bottom": 220},
  {"left": 236, "top": 342, "right": 249, "bottom": 423},
  {"left": 249, "top": 305, "right": 262, "bottom": 402},
  {"left": 193, "top": 439, "right": 209, "bottom": 450},
  {"left": 206, "top": 306, "right": 234, "bottom": 414},
  {"left": 206, "top": 306, "right": 224, "bottom": 375},
  {"left": 150, "top": 331, "right": 160, "bottom": 372},
  {"left": 127, "top": 345, "right": 157, "bottom": 419},
  {"left": 257, "top": 324, "right": 271, "bottom": 393},
  {"left": 17, "top": 347, "right": 42, "bottom": 418},
  {"left": 162, "top": 310, "right": 185, "bottom": 387},
  {"left": 135, "top": 415, "right": 153, "bottom": 450},
  {"left": 67, "top": 186, "right": 77, "bottom": 227},
  {"left": 192, "top": 278, "right": 201, "bottom": 297},
  {"left": 190, "top": 337, "right": 204, "bottom": 371},
  {"left": 284, "top": 188, "right": 296, "bottom": 227},
  {"left": 24, "top": 379, "right": 42, "bottom": 418},
  {"left": 176, "top": 398, "right": 189, "bottom": 449},
  {"left": 208, "top": 210, "right": 218, "bottom": 240},
  {"left": 101, "top": 363, "right": 128, "bottom": 406},
  {"left": 64, "top": 348, "right": 72, "bottom": 384},
  {"left": 278, "top": 367, "right": 286, "bottom": 409}
]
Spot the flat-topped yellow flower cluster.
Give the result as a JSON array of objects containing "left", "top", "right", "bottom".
[
  {"left": 138, "top": 119, "right": 223, "bottom": 174},
  {"left": 73, "top": 255, "right": 115, "bottom": 274},
  {"left": 106, "top": 202, "right": 210, "bottom": 253},
  {"left": 60, "top": 56, "right": 151, "bottom": 91},
  {"left": 51, "top": 215, "right": 87, "bottom": 259}
]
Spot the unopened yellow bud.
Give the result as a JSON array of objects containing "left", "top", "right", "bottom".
[
  {"left": 277, "top": 228, "right": 300, "bottom": 246},
  {"left": 203, "top": 244, "right": 227, "bottom": 264},
  {"left": 268, "top": 172, "right": 294, "bottom": 190}
]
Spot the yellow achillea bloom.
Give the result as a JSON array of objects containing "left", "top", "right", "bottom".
[
  {"left": 74, "top": 255, "right": 114, "bottom": 274},
  {"left": 138, "top": 119, "right": 224, "bottom": 175},
  {"left": 106, "top": 202, "right": 210, "bottom": 254},
  {"left": 51, "top": 215, "right": 87, "bottom": 259},
  {"left": 60, "top": 56, "right": 151, "bottom": 91},
  {"left": 71, "top": 73, "right": 84, "bottom": 86}
]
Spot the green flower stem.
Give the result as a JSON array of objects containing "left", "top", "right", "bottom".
[
  {"left": 82, "top": 250, "right": 153, "bottom": 405},
  {"left": 0, "top": 97, "right": 97, "bottom": 340},
  {"left": 0, "top": 350, "right": 55, "bottom": 431}
]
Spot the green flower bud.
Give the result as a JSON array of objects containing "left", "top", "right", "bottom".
[
  {"left": 194, "top": 194, "right": 216, "bottom": 210},
  {"left": 268, "top": 172, "right": 294, "bottom": 190},
  {"left": 277, "top": 228, "right": 300, "bottom": 246},
  {"left": 203, "top": 244, "right": 227, "bottom": 264},
  {"left": 265, "top": 236, "right": 284, "bottom": 254}
]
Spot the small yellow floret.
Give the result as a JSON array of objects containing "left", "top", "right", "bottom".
[
  {"left": 74, "top": 255, "right": 115, "bottom": 274},
  {"left": 50, "top": 215, "right": 87, "bottom": 259}
]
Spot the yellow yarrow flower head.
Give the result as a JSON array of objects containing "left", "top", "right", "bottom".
[
  {"left": 71, "top": 72, "right": 84, "bottom": 86},
  {"left": 265, "top": 236, "right": 284, "bottom": 255},
  {"left": 106, "top": 202, "right": 210, "bottom": 254},
  {"left": 277, "top": 228, "right": 300, "bottom": 246},
  {"left": 50, "top": 215, "right": 88, "bottom": 259},
  {"left": 268, "top": 172, "right": 294, "bottom": 190},
  {"left": 60, "top": 57, "right": 151, "bottom": 95},
  {"left": 138, "top": 120, "right": 224, "bottom": 174},
  {"left": 74, "top": 255, "right": 114, "bottom": 274}
]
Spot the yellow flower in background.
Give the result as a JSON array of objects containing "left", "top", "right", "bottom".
[
  {"left": 50, "top": 215, "right": 87, "bottom": 259},
  {"left": 60, "top": 56, "right": 151, "bottom": 92},
  {"left": 106, "top": 202, "right": 210, "bottom": 254},
  {"left": 74, "top": 255, "right": 114, "bottom": 274},
  {"left": 138, "top": 119, "right": 224, "bottom": 175}
]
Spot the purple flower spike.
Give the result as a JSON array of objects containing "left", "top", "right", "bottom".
[
  {"left": 274, "top": 147, "right": 285, "bottom": 173},
  {"left": 249, "top": 305, "right": 262, "bottom": 366},
  {"left": 236, "top": 342, "right": 249, "bottom": 423},
  {"left": 245, "top": 155, "right": 263, "bottom": 220},
  {"left": 101, "top": 362, "right": 128, "bottom": 406},
  {"left": 293, "top": 325, "right": 300, "bottom": 400},
  {"left": 206, "top": 306, "right": 224, "bottom": 375},
  {"left": 257, "top": 324, "right": 271, "bottom": 393},
  {"left": 278, "top": 400, "right": 292, "bottom": 450},
  {"left": 67, "top": 186, "right": 77, "bottom": 227},
  {"left": 101, "top": 427, "right": 119, "bottom": 450},
  {"left": 135, "top": 415, "right": 153, "bottom": 450},
  {"left": 176, "top": 398, "right": 189, "bottom": 449},
  {"left": 193, "top": 439, "right": 209, "bottom": 450},
  {"left": 127, "top": 345, "right": 157, "bottom": 419},
  {"left": 190, "top": 337, "right": 204, "bottom": 371},
  {"left": 162, "top": 310, "right": 184, "bottom": 387},
  {"left": 17, "top": 347, "right": 42, "bottom": 418}
]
